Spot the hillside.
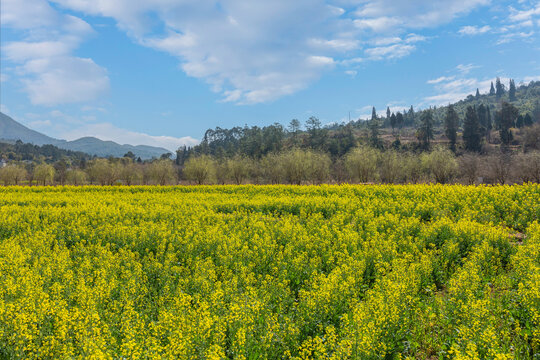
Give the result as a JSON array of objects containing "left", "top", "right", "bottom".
[
  {"left": 186, "top": 79, "right": 540, "bottom": 159},
  {"left": 0, "top": 112, "right": 60, "bottom": 146},
  {"left": 0, "top": 112, "right": 170, "bottom": 159}
]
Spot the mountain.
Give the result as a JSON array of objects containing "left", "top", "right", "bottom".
[
  {"left": 0, "top": 112, "right": 61, "bottom": 146},
  {"left": 0, "top": 112, "right": 171, "bottom": 159},
  {"left": 58, "top": 137, "right": 172, "bottom": 159}
]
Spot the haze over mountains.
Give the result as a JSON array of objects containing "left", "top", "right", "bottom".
[{"left": 0, "top": 112, "right": 171, "bottom": 159}]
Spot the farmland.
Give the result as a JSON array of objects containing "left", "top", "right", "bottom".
[{"left": 0, "top": 185, "right": 539, "bottom": 359}]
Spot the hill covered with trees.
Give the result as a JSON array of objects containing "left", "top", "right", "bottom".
[
  {"left": 1, "top": 78, "right": 539, "bottom": 186},
  {"left": 180, "top": 79, "right": 540, "bottom": 161}
]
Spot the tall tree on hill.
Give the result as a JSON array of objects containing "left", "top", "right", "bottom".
[
  {"left": 396, "top": 112, "right": 404, "bottom": 129},
  {"left": 390, "top": 113, "right": 397, "bottom": 132},
  {"left": 475, "top": 88, "right": 480, "bottom": 98},
  {"left": 306, "top": 116, "right": 327, "bottom": 150},
  {"left": 407, "top": 105, "right": 415, "bottom": 126},
  {"left": 476, "top": 104, "right": 489, "bottom": 141},
  {"left": 496, "top": 77, "right": 505, "bottom": 99},
  {"left": 417, "top": 109, "right": 434, "bottom": 150},
  {"left": 497, "top": 101, "right": 518, "bottom": 146},
  {"left": 489, "top": 82, "right": 496, "bottom": 96},
  {"left": 463, "top": 106, "right": 482, "bottom": 152},
  {"left": 288, "top": 118, "right": 301, "bottom": 145},
  {"left": 444, "top": 104, "right": 459, "bottom": 152},
  {"left": 371, "top": 107, "right": 377, "bottom": 121},
  {"left": 509, "top": 79, "right": 517, "bottom": 101},
  {"left": 486, "top": 107, "right": 492, "bottom": 142},
  {"left": 386, "top": 106, "right": 391, "bottom": 121},
  {"left": 369, "top": 117, "right": 383, "bottom": 149}
]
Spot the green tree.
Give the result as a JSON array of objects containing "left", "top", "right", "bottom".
[
  {"left": 421, "top": 147, "right": 458, "bottom": 184},
  {"left": 444, "top": 104, "right": 459, "bottom": 152},
  {"left": 497, "top": 102, "right": 518, "bottom": 146},
  {"left": 66, "top": 169, "right": 87, "bottom": 185},
  {"left": 496, "top": 77, "right": 504, "bottom": 99},
  {"left": 344, "top": 146, "right": 379, "bottom": 183},
  {"left": 417, "top": 109, "right": 434, "bottom": 150},
  {"left": 396, "top": 112, "right": 404, "bottom": 129},
  {"left": 227, "top": 155, "right": 251, "bottom": 185},
  {"left": 183, "top": 155, "right": 215, "bottom": 185},
  {"left": 508, "top": 79, "right": 517, "bottom": 101},
  {"left": 475, "top": 88, "right": 480, "bottom": 98},
  {"left": 463, "top": 106, "right": 482, "bottom": 152},
  {"left": 34, "top": 164, "right": 55, "bottom": 185},
  {"left": 288, "top": 119, "right": 301, "bottom": 145},
  {"left": 0, "top": 164, "right": 28, "bottom": 186},
  {"left": 489, "top": 81, "right": 495, "bottom": 96},
  {"left": 390, "top": 113, "right": 397, "bottom": 132},
  {"left": 378, "top": 150, "right": 402, "bottom": 183}
]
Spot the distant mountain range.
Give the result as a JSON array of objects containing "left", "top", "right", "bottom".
[{"left": 0, "top": 112, "right": 171, "bottom": 159}]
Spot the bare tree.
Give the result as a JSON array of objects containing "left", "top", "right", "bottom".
[
  {"left": 421, "top": 146, "right": 458, "bottom": 184},
  {"left": 227, "top": 155, "right": 251, "bottom": 185},
  {"left": 149, "top": 160, "right": 177, "bottom": 185},
  {"left": 344, "top": 146, "right": 379, "bottom": 183},
  {"left": 483, "top": 152, "right": 512, "bottom": 184},
  {"left": 34, "top": 164, "right": 55, "bottom": 186},
  {"left": 183, "top": 155, "right": 215, "bottom": 185},
  {"left": 0, "top": 165, "right": 28, "bottom": 186},
  {"left": 459, "top": 153, "right": 480, "bottom": 185},
  {"left": 515, "top": 151, "right": 540, "bottom": 183},
  {"left": 378, "top": 150, "right": 402, "bottom": 183},
  {"left": 66, "top": 169, "right": 87, "bottom": 185}
]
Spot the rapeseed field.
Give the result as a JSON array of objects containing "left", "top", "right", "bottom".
[{"left": 0, "top": 185, "right": 539, "bottom": 359}]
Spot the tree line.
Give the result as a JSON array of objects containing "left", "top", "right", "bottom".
[{"left": 1, "top": 146, "right": 539, "bottom": 186}]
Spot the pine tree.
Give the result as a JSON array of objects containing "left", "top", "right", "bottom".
[
  {"left": 477, "top": 104, "right": 487, "bottom": 132},
  {"left": 516, "top": 114, "right": 524, "bottom": 128},
  {"left": 475, "top": 88, "right": 480, "bottom": 98},
  {"left": 489, "top": 82, "right": 495, "bottom": 96},
  {"left": 386, "top": 106, "right": 391, "bottom": 121},
  {"left": 371, "top": 107, "right": 377, "bottom": 121},
  {"left": 463, "top": 106, "right": 482, "bottom": 152},
  {"left": 508, "top": 79, "right": 517, "bottom": 101},
  {"left": 497, "top": 101, "right": 518, "bottom": 146},
  {"left": 417, "top": 109, "right": 434, "bottom": 150},
  {"left": 486, "top": 106, "right": 492, "bottom": 143},
  {"left": 496, "top": 77, "right": 504, "bottom": 99},
  {"left": 444, "top": 104, "right": 459, "bottom": 152},
  {"left": 390, "top": 113, "right": 397, "bottom": 131},
  {"left": 396, "top": 112, "right": 404, "bottom": 129},
  {"left": 369, "top": 118, "right": 382, "bottom": 149},
  {"left": 407, "top": 105, "right": 415, "bottom": 126},
  {"left": 524, "top": 113, "right": 533, "bottom": 127}
]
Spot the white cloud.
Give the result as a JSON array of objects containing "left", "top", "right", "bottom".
[
  {"left": 456, "top": 63, "right": 481, "bottom": 74},
  {"left": 354, "top": 0, "right": 490, "bottom": 31},
  {"left": 60, "top": 123, "right": 199, "bottom": 152},
  {"left": 497, "top": 31, "right": 535, "bottom": 44},
  {"left": 509, "top": 3, "right": 540, "bottom": 23},
  {"left": 1, "top": 0, "right": 108, "bottom": 106},
  {"left": 422, "top": 69, "right": 540, "bottom": 107},
  {"left": 21, "top": 57, "right": 109, "bottom": 106},
  {"left": 365, "top": 43, "right": 416, "bottom": 60},
  {"left": 46, "top": 0, "right": 488, "bottom": 104},
  {"left": 427, "top": 76, "right": 455, "bottom": 84},
  {"left": 458, "top": 25, "right": 491, "bottom": 35},
  {"left": 345, "top": 70, "right": 357, "bottom": 78}
]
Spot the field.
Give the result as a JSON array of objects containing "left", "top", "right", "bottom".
[{"left": 0, "top": 185, "right": 539, "bottom": 359}]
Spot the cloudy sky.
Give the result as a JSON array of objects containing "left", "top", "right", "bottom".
[{"left": 1, "top": 0, "right": 540, "bottom": 151}]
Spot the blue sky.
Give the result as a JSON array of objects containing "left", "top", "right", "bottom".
[{"left": 1, "top": 0, "right": 540, "bottom": 151}]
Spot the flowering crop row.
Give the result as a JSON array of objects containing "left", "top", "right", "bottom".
[{"left": 0, "top": 184, "right": 539, "bottom": 359}]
